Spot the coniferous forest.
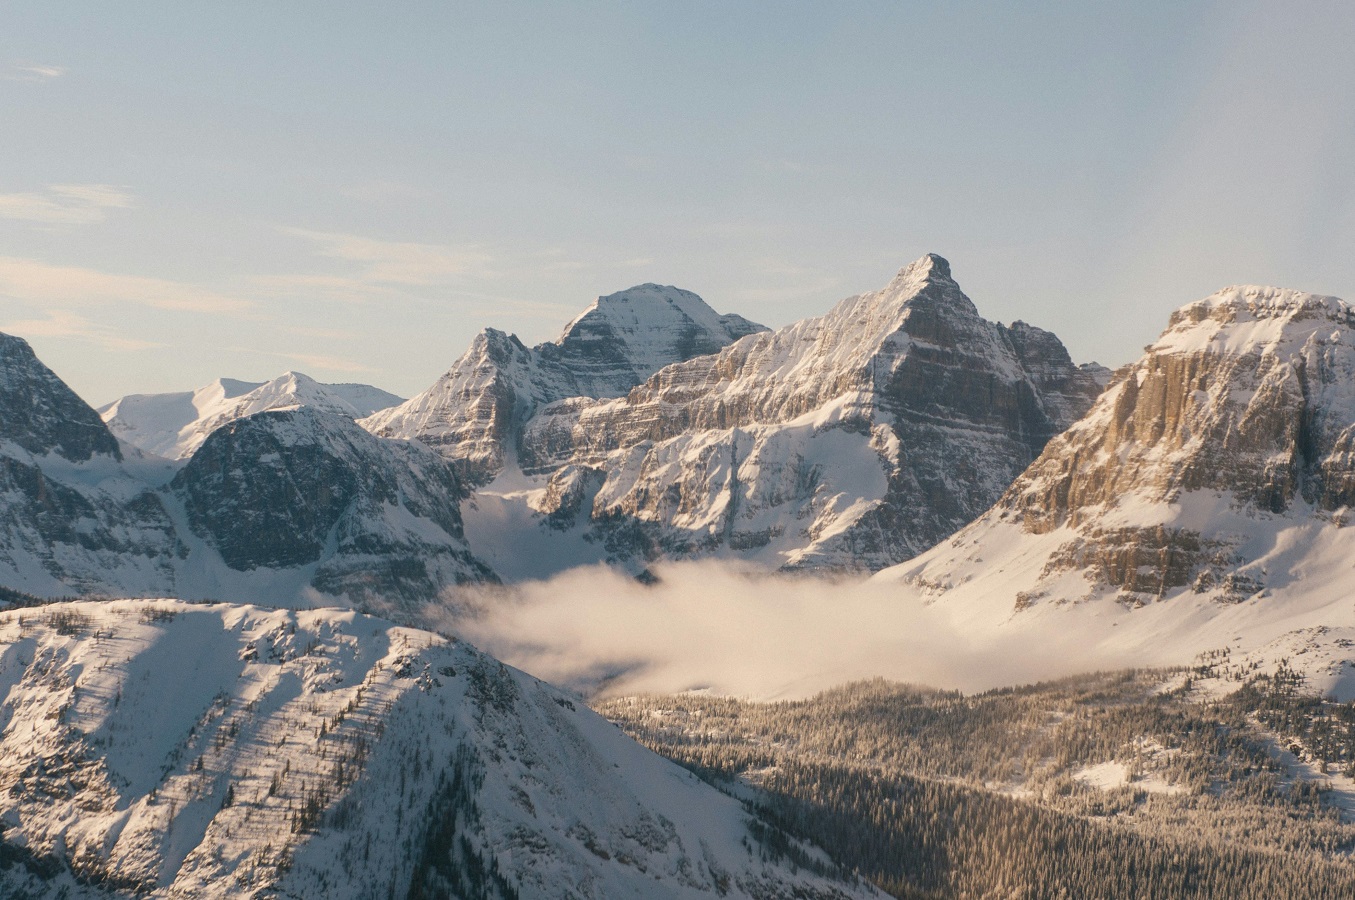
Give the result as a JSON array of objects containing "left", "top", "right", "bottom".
[{"left": 599, "top": 663, "right": 1355, "bottom": 899}]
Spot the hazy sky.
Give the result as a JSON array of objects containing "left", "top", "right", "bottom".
[{"left": 2, "top": 1, "right": 1353, "bottom": 405}]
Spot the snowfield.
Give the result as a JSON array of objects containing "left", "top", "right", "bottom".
[{"left": 0, "top": 600, "right": 877, "bottom": 899}]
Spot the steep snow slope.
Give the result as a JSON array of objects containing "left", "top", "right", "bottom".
[
  {"left": 100, "top": 373, "right": 403, "bottom": 460},
  {"left": 362, "top": 284, "right": 766, "bottom": 485},
  {"left": 0, "top": 600, "right": 876, "bottom": 900},
  {"left": 878, "top": 284, "right": 1355, "bottom": 679},
  {"left": 505, "top": 254, "right": 1107, "bottom": 574}
]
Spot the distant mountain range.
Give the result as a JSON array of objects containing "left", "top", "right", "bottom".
[
  {"left": 99, "top": 372, "right": 404, "bottom": 460},
  {"left": 4, "top": 256, "right": 1107, "bottom": 603}
]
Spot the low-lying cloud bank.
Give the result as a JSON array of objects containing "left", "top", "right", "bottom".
[{"left": 442, "top": 561, "right": 1193, "bottom": 701}]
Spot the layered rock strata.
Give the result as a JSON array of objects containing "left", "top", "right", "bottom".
[
  {"left": 362, "top": 284, "right": 766, "bottom": 485},
  {"left": 519, "top": 255, "right": 1108, "bottom": 571}
]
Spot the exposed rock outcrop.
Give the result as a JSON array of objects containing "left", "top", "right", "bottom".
[
  {"left": 889, "top": 284, "right": 1355, "bottom": 609},
  {"left": 517, "top": 255, "right": 1107, "bottom": 572},
  {"left": 170, "top": 407, "right": 496, "bottom": 611},
  {"left": 361, "top": 284, "right": 766, "bottom": 485}
]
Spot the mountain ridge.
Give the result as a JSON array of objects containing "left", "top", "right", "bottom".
[{"left": 99, "top": 371, "right": 404, "bottom": 461}]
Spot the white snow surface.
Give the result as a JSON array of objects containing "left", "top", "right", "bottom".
[
  {"left": 99, "top": 372, "right": 403, "bottom": 460},
  {"left": 0, "top": 600, "right": 876, "bottom": 899}
]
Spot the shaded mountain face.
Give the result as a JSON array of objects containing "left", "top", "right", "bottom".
[
  {"left": 362, "top": 284, "right": 767, "bottom": 485},
  {"left": 884, "top": 284, "right": 1355, "bottom": 623},
  {"left": 0, "top": 333, "right": 183, "bottom": 597},
  {"left": 100, "top": 371, "right": 404, "bottom": 460},
  {"left": 172, "top": 407, "right": 494, "bottom": 611},
  {"left": 514, "top": 255, "right": 1107, "bottom": 573},
  {"left": 0, "top": 600, "right": 878, "bottom": 900},
  {"left": 1, "top": 333, "right": 121, "bottom": 462},
  {"left": 0, "top": 336, "right": 494, "bottom": 609}
]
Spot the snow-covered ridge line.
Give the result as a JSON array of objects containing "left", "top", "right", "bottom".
[
  {"left": 0, "top": 599, "right": 877, "bottom": 899},
  {"left": 361, "top": 282, "right": 766, "bottom": 485},
  {"left": 100, "top": 371, "right": 404, "bottom": 461}
]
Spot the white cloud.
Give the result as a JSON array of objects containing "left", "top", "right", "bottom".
[
  {"left": 0, "top": 184, "right": 134, "bottom": 225},
  {"left": 234, "top": 346, "right": 379, "bottom": 375},
  {"left": 281, "top": 227, "right": 495, "bottom": 286},
  {"left": 2, "top": 309, "right": 163, "bottom": 352},
  {"left": 448, "top": 560, "right": 1189, "bottom": 701},
  {"left": 6, "top": 63, "right": 65, "bottom": 82},
  {"left": 0, "top": 256, "right": 255, "bottom": 314}
]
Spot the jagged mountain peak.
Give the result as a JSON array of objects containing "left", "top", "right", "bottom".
[
  {"left": 891, "top": 251, "right": 953, "bottom": 284},
  {"left": 514, "top": 257, "right": 1106, "bottom": 574},
  {"left": 829, "top": 253, "right": 979, "bottom": 342},
  {"left": 363, "top": 283, "right": 766, "bottom": 485},
  {"left": 0, "top": 331, "right": 121, "bottom": 462},
  {"left": 888, "top": 281, "right": 1355, "bottom": 620}
]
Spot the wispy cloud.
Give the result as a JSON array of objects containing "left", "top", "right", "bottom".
[
  {"left": 2, "top": 310, "right": 163, "bottom": 352},
  {"left": 281, "top": 227, "right": 495, "bottom": 287},
  {"left": 232, "top": 345, "right": 378, "bottom": 375},
  {"left": 0, "top": 184, "right": 134, "bottom": 226},
  {"left": 6, "top": 63, "right": 65, "bottom": 82},
  {"left": 0, "top": 256, "right": 255, "bottom": 314}
]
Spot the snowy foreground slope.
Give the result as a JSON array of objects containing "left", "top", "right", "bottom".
[
  {"left": 878, "top": 284, "right": 1355, "bottom": 688},
  {"left": 99, "top": 372, "right": 403, "bottom": 461},
  {"left": 0, "top": 600, "right": 875, "bottom": 900}
]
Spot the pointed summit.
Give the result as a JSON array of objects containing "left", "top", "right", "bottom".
[
  {"left": 895, "top": 252, "right": 952, "bottom": 283},
  {"left": 517, "top": 255, "right": 1104, "bottom": 574},
  {"left": 364, "top": 284, "right": 766, "bottom": 485}
]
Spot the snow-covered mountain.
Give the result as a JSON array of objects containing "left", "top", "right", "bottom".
[
  {"left": 362, "top": 284, "right": 766, "bottom": 485},
  {"left": 0, "top": 333, "right": 185, "bottom": 598},
  {"left": 171, "top": 407, "right": 494, "bottom": 614},
  {"left": 483, "top": 254, "right": 1107, "bottom": 576},
  {"left": 0, "top": 333, "right": 492, "bottom": 609},
  {"left": 99, "top": 372, "right": 403, "bottom": 461},
  {"left": 881, "top": 284, "right": 1355, "bottom": 670},
  {"left": 0, "top": 599, "right": 876, "bottom": 899}
]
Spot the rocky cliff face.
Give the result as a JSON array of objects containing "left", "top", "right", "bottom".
[
  {"left": 100, "top": 371, "right": 404, "bottom": 460},
  {"left": 0, "top": 335, "right": 495, "bottom": 609},
  {"left": 887, "top": 284, "right": 1355, "bottom": 611},
  {"left": 1, "top": 333, "right": 122, "bottom": 462},
  {"left": 516, "top": 255, "right": 1106, "bottom": 572},
  {"left": 1010, "top": 287, "right": 1355, "bottom": 530},
  {"left": 362, "top": 284, "right": 767, "bottom": 485},
  {"left": 0, "top": 333, "right": 184, "bottom": 597},
  {"left": 172, "top": 408, "right": 494, "bottom": 612}
]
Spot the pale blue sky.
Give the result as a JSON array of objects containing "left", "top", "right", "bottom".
[{"left": 2, "top": 1, "right": 1353, "bottom": 404}]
